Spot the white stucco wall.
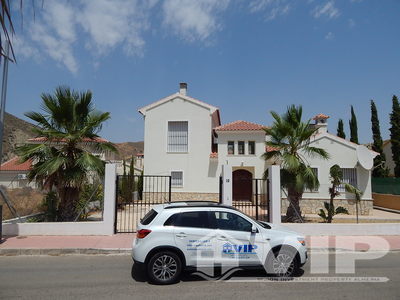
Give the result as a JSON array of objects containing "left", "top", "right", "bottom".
[
  {"left": 302, "top": 136, "right": 373, "bottom": 200},
  {"left": 143, "top": 96, "right": 219, "bottom": 193}
]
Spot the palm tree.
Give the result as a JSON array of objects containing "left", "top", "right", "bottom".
[
  {"left": 16, "top": 86, "right": 117, "bottom": 221},
  {"left": 263, "top": 105, "right": 330, "bottom": 222}
]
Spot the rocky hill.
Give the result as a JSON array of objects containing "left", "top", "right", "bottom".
[
  {"left": 1, "top": 112, "right": 36, "bottom": 163},
  {"left": 114, "top": 142, "right": 144, "bottom": 160},
  {"left": 1, "top": 112, "right": 144, "bottom": 163}
]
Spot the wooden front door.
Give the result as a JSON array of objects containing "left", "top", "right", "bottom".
[{"left": 233, "top": 170, "right": 252, "bottom": 202}]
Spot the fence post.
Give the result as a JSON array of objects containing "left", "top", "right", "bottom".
[
  {"left": 255, "top": 179, "right": 259, "bottom": 220},
  {"left": 221, "top": 164, "right": 232, "bottom": 206},
  {"left": 268, "top": 165, "right": 281, "bottom": 224},
  {"left": 103, "top": 163, "right": 117, "bottom": 235},
  {"left": 0, "top": 205, "right": 2, "bottom": 242}
]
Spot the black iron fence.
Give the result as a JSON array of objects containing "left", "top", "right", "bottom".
[
  {"left": 232, "top": 178, "right": 270, "bottom": 222},
  {"left": 114, "top": 175, "right": 171, "bottom": 233}
]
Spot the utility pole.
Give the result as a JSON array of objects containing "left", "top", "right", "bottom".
[{"left": 0, "top": 39, "right": 10, "bottom": 163}]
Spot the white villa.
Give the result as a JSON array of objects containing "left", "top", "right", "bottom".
[{"left": 139, "top": 83, "right": 378, "bottom": 215}]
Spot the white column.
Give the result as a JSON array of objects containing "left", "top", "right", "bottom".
[
  {"left": 221, "top": 164, "right": 232, "bottom": 206},
  {"left": 268, "top": 165, "right": 281, "bottom": 224},
  {"left": 103, "top": 163, "right": 117, "bottom": 235}
]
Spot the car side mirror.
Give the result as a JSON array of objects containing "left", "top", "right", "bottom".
[{"left": 251, "top": 226, "right": 258, "bottom": 233}]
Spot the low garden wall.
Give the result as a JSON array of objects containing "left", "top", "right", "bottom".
[
  {"left": 281, "top": 198, "right": 373, "bottom": 216},
  {"left": 373, "top": 193, "right": 400, "bottom": 211},
  {"left": 2, "top": 164, "right": 117, "bottom": 236}
]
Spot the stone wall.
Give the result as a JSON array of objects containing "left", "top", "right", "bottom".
[
  {"left": 170, "top": 192, "right": 219, "bottom": 202},
  {"left": 281, "top": 198, "right": 373, "bottom": 216}
]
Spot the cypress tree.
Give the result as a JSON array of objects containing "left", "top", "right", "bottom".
[
  {"left": 371, "top": 100, "right": 388, "bottom": 177},
  {"left": 390, "top": 95, "right": 400, "bottom": 177},
  {"left": 337, "top": 119, "right": 346, "bottom": 139},
  {"left": 349, "top": 105, "right": 359, "bottom": 144}
]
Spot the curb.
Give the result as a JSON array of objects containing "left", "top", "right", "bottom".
[
  {"left": 0, "top": 248, "right": 399, "bottom": 256},
  {"left": 0, "top": 248, "right": 131, "bottom": 256}
]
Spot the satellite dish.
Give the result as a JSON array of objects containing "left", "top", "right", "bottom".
[{"left": 357, "top": 145, "right": 374, "bottom": 170}]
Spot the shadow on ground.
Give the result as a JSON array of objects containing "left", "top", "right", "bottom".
[{"left": 131, "top": 263, "right": 304, "bottom": 285}]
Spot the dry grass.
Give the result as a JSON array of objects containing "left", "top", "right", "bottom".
[{"left": 1, "top": 187, "right": 45, "bottom": 220}]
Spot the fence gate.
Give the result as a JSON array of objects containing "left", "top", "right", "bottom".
[
  {"left": 231, "top": 178, "right": 270, "bottom": 222},
  {"left": 114, "top": 175, "right": 171, "bottom": 233}
]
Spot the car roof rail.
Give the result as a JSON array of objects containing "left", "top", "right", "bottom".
[{"left": 163, "top": 201, "right": 238, "bottom": 210}]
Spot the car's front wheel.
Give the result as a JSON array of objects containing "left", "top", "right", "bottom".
[
  {"left": 147, "top": 251, "right": 182, "bottom": 284},
  {"left": 265, "top": 247, "right": 300, "bottom": 277}
]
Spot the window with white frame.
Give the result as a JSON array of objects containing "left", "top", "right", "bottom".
[
  {"left": 238, "top": 141, "right": 245, "bottom": 155},
  {"left": 168, "top": 121, "right": 188, "bottom": 152},
  {"left": 338, "top": 168, "right": 357, "bottom": 192},
  {"left": 228, "top": 141, "right": 235, "bottom": 155},
  {"left": 248, "top": 141, "right": 255, "bottom": 155},
  {"left": 171, "top": 171, "right": 183, "bottom": 187}
]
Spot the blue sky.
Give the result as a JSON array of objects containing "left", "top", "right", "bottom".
[{"left": 6, "top": 0, "right": 400, "bottom": 143}]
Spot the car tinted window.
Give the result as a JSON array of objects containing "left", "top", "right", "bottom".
[
  {"left": 212, "top": 211, "right": 252, "bottom": 232},
  {"left": 164, "top": 214, "right": 177, "bottom": 226},
  {"left": 165, "top": 211, "right": 210, "bottom": 228},
  {"left": 141, "top": 209, "right": 158, "bottom": 225}
]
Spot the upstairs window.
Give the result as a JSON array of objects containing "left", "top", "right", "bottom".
[
  {"left": 168, "top": 121, "right": 188, "bottom": 152},
  {"left": 228, "top": 141, "right": 235, "bottom": 155},
  {"left": 238, "top": 141, "right": 245, "bottom": 155},
  {"left": 248, "top": 141, "right": 255, "bottom": 155}
]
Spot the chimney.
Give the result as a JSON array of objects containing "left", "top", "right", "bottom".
[
  {"left": 312, "top": 114, "right": 329, "bottom": 134},
  {"left": 179, "top": 82, "right": 187, "bottom": 96}
]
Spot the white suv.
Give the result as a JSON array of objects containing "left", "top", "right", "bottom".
[{"left": 132, "top": 202, "right": 307, "bottom": 284}]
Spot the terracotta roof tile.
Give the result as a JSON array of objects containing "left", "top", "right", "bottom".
[
  {"left": 210, "top": 152, "right": 218, "bottom": 158},
  {"left": 0, "top": 157, "right": 32, "bottom": 171},
  {"left": 215, "top": 120, "right": 266, "bottom": 131},
  {"left": 312, "top": 113, "right": 330, "bottom": 120},
  {"left": 265, "top": 146, "right": 279, "bottom": 152}
]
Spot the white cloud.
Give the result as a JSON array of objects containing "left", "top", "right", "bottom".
[
  {"left": 30, "top": 22, "right": 78, "bottom": 73},
  {"left": 78, "top": 0, "right": 152, "bottom": 56},
  {"left": 249, "top": 0, "right": 291, "bottom": 21},
  {"left": 13, "top": 0, "right": 154, "bottom": 74},
  {"left": 325, "top": 31, "right": 334, "bottom": 40},
  {"left": 12, "top": 36, "right": 41, "bottom": 62},
  {"left": 312, "top": 1, "right": 340, "bottom": 19},
  {"left": 162, "top": 0, "right": 230, "bottom": 42}
]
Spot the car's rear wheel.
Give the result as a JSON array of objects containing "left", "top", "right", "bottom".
[
  {"left": 265, "top": 247, "right": 299, "bottom": 277},
  {"left": 147, "top": 251, "right": 182, "bottom": 284}
]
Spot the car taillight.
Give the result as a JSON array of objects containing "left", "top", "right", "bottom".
[{"left": 137, "top": 229, "right": 152, "bottom": 239}]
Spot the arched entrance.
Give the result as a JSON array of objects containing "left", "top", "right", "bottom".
[{"left": 233, "top": 169, "right": 252, "bottom": 202}]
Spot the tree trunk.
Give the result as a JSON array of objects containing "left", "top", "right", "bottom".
[
  {"left": 286, "top": 187, "right": 303, "bottom": 222},
  {"left": 57, "top": 186, "right": 80, "bottom": 221}
]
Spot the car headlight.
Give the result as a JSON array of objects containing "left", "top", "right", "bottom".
[{"left": 297, "top": 237, "right": 306, "bottom": 246}]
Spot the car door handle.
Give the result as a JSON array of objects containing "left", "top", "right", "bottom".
[
  {"left": 176, "top": 232, "right": 187, "bottom": 238},
  {"left": 217, "top": 235, "right": 226, "bottom": 241}
]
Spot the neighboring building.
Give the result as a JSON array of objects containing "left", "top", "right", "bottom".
[
  {"left": 0, "top": 157, "right": 35, "bottom": 189},
  {"left": 0, "top": 136, "right": 117, "bottom": 189},
  {"left": 139, "top": 83, "right": 378, "bottom": 215},
  {"left": 382, "top": 140, "right": 395, "bottom": 177},
  {"left": 292, "top": 114, "right": 378, "bottom": 215}
]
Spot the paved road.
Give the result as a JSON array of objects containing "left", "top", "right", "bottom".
[{"left": 0, "top": 252, "right": 399, "bottom": 300}]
